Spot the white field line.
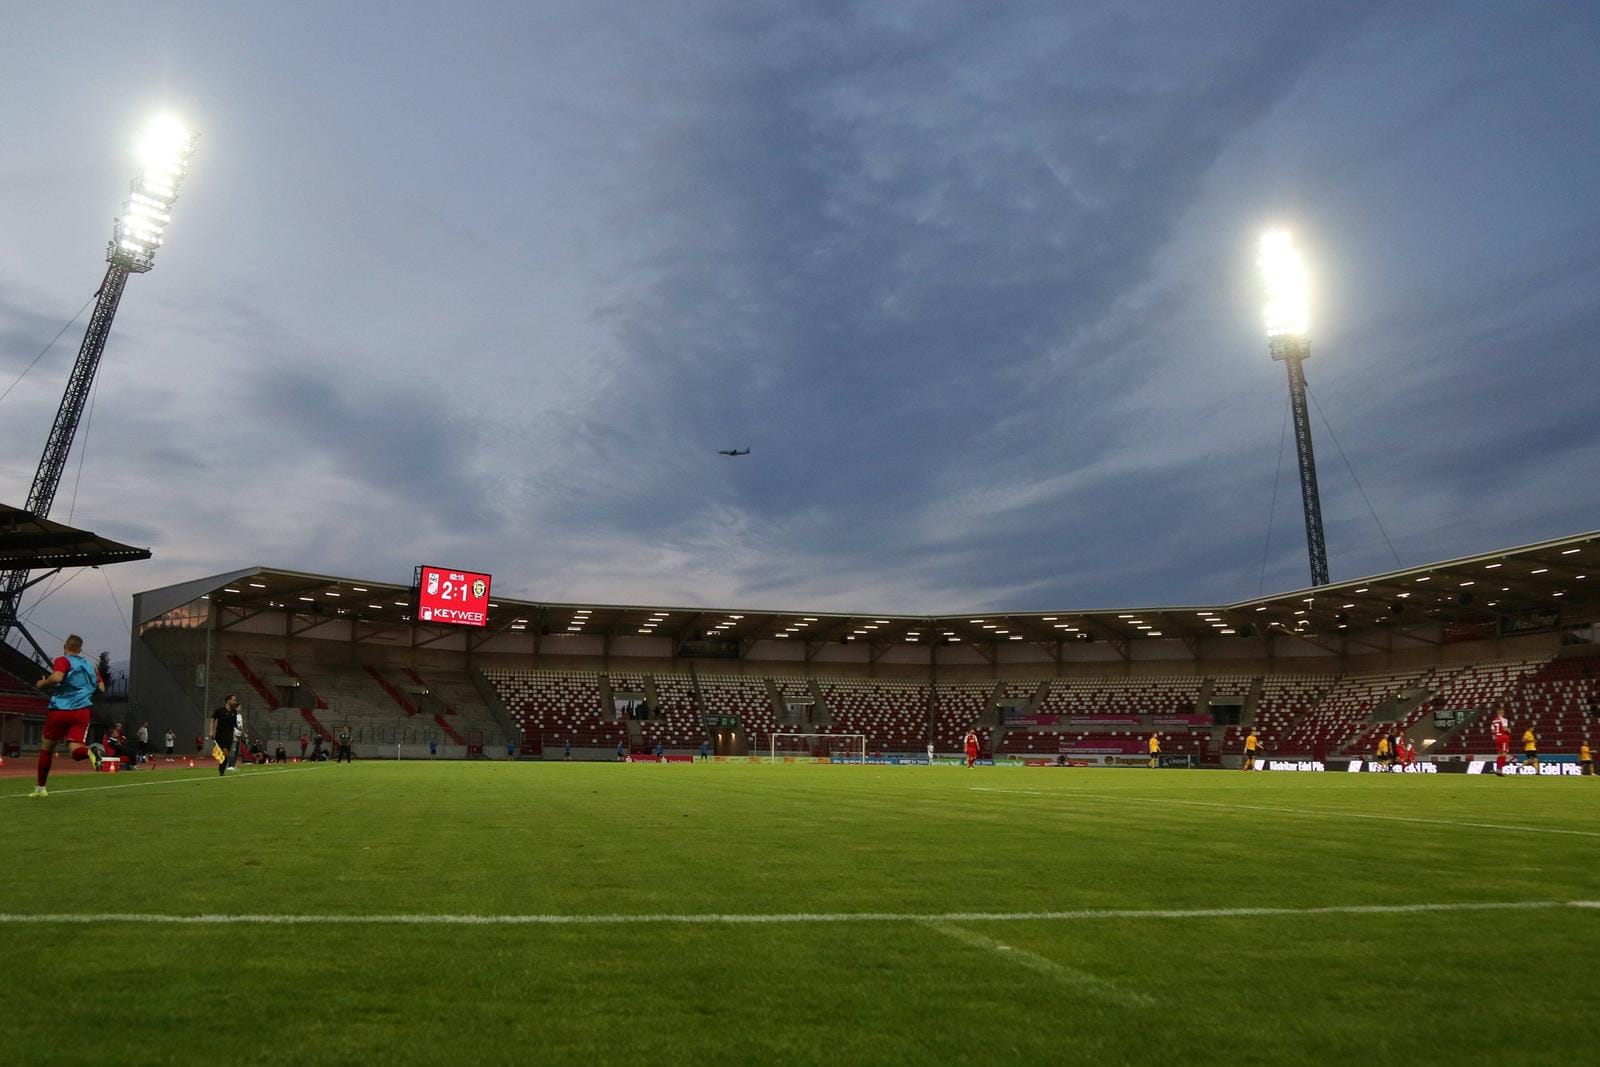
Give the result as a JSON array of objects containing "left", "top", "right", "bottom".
[
  {"left": 930, "top": 922, "right": 1153, "bottom": 1006},
  {"left": 1, "top": 766, "right": 306, "bottom": 800},
  {"left": 0, "top": 900, "right": 1594, "bottom": 927},
  {"left": 971, "top": 786, "right": 1600, "bottom": 840}
]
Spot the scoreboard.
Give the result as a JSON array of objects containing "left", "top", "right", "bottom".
[{"left": 415, "top": 565, "right": 492, "bottom": 627}]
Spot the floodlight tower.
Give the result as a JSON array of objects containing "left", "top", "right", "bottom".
[
  {"left": 0, "top": 115, "right": 198, "bottom": 648},
  {"left": 1259, "top": 229, "right": 1329, "bottom": 587}
]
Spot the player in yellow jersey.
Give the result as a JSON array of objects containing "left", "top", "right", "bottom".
[
  {"left": 1147, "top": 733, "right": 1160, "bottom": 769},
  {"left": 1522, "top": 728, "right": 1539, "bottom": 771},
  {"left": 1376, "top": 735, "right": 1391, "bottom": 768},
  {"left": 1242, "top": 728, "right": 1259, "bottom": 771},
  {"left": 1578, "top": 740, "right": 1591, "bottom": 777}
]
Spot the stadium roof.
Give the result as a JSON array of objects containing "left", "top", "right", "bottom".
[
  {"left": 142, "top": 529, "right": 1600, "bottom": 655},
  {"left": 0, "top": 503, "right": 153, "bottom": 571}
]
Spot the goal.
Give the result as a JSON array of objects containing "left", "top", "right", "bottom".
[{"left": 769, "top": 732, "right": 867, "bottom": 764}]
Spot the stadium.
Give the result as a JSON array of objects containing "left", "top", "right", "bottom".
[
  {"left": 4, "top": 6, "right": 1600, "bottom": 1066},
  {"left": 109, "top": 534, "right": 1600, "bottom": 772}
]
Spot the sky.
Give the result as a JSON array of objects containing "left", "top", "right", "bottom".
[{"left": 2, "top": 0, "right": 1598, "bottom": 663}]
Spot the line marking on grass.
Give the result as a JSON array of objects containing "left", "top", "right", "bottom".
[
  {"left": 0, "top": 766, "right": 305, "bottom": 800},
  {"left": 0, "top": 901, "right": 1593, "bottom": 927},
  {"left": 970, "top": 787, "right": 1600, "bottom": 839},
  {"left": 930, "top": 922, "right": 1153, "bottom": 1006}
]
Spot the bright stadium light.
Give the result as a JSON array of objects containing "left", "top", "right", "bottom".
[
  {"left": 1258, "top": 230, "right": 1308, "bottom": 339},
  {"left": 0, "top": 112, "right": 201, "bottom": 648},
  {"left": 111, "top": 113, "right": 198, "bottom": 273},
  {"left": 1258, "top": 226, "right": 1328, "bottom": 586}
]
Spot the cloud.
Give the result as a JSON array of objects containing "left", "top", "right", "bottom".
[{"left": 2, "top": 0, "right": 1598, "bottom": 659}]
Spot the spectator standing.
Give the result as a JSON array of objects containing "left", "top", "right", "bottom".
[
  {"left": 164, "top": 729, "right": 175, "bottom": 756},
  {"left": 136, "top": 722, "right": 149, "bottom": 763}
]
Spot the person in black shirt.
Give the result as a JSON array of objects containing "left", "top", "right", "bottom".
[
  {"left": 212, "top": 695, "right": 242, "bottom": 776},
  {"left": 336, "top": 726, "right": 353, "bottom": 764}
]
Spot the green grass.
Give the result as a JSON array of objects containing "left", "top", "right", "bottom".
[{"left": 4, "top": 761, "right": 1597, "bottom": 1065}]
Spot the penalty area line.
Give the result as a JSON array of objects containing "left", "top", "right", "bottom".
[
  {"left": 0, "top": 900, "right": 1594, "bottom": 927},
  {"left": 929, "top": 921, "right": 1153, "bottom": 1006}
]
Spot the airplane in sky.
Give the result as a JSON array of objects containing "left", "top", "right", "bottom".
[{"left": 717, "top": 448, "right": 750, "bottom": 457}]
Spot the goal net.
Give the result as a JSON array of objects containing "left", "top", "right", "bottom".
[{"left": 769, "top": 732, "right": 867, "bottom": 764}]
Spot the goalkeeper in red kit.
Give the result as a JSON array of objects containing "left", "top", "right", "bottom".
[
  {"left": 30, "top": 634, "right": 105, "bottom": 797},
  {"left": 964, "top": 729, "right": 980, "bottom": 768}
]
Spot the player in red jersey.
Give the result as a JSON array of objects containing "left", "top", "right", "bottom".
[
  {"left": 963, "top": 728, "right": 980, "bottom": 768},
  {"left": 1491, "top": 709, "right": 1511, "bottom": 777},
  {"left": 30, "top": 634, "right": 105, "bottom": 797}
]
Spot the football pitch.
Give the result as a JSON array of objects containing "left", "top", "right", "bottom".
[{"left": 4, "top": 761, "right": 1596, "bottom": 1065}]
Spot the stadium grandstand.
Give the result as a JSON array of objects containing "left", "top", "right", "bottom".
[{"left": 117, "top": 529, "right": 1600, "bottom": 769}]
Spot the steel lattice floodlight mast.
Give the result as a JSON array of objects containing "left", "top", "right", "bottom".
[
  {"left": 1260, "top": 229, "right": 1329, "bottom": 588},
  {"left": 0, "top": 116, "right": 197, "bottom": 650}
]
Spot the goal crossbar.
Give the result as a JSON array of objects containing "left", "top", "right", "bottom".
[{"left": 768, "top": 732, "right": 867, "bottom": 764}]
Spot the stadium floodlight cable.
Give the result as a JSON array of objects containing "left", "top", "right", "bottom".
[
  {"left": 0, "top": 114, "right": 198, "bottom": 654},
  {"left": 1258, "top": 396, "right": 1292, "bottom": 595},
  {"left": 1259, "top": 230, "right": 1329, "bottom": 587}
]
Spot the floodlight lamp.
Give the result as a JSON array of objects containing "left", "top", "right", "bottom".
[
  {"left": 110, "top": 114, "right": 198, "bottom": 272},
  {"left": 136, "top": 114, "right": 196, "bottom": 174},
  {"left": 1258, "top": 229, "right": 1309, "bottom": 338}
]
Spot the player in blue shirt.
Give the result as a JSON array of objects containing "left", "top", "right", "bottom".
[{"left": 30, "top": 634, "right": 105, "bottom": 797}]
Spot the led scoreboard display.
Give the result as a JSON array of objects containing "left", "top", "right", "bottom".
[{"left": 415, "top": 565, "right": 492, "bottom": 627}]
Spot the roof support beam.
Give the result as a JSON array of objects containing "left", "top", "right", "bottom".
[
  {"left": 413, "top": 624, "right": 462, "bottom": 649},
  {"left": 217, "top": 604, "right": 274, "bottom": 632},
  {"left": 672, "top": 614, "right": 705, "bottom": 658}
]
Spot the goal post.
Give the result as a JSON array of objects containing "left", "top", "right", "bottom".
[{"left": 769, "top": 732, "right": 867, "bottom": 764}]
